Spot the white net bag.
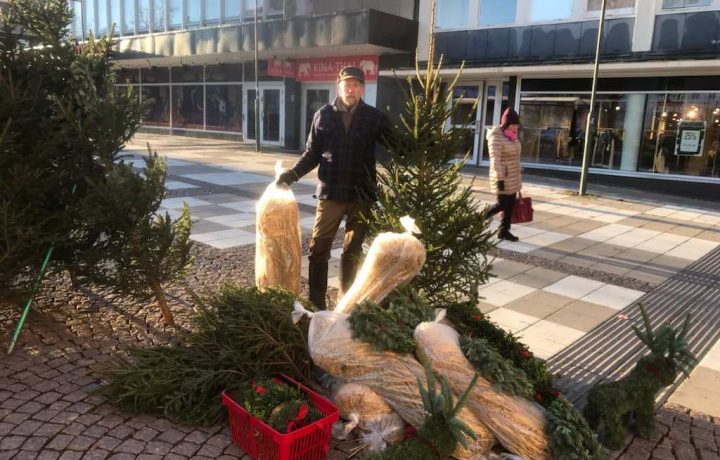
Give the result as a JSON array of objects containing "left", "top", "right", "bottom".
[
  {"left": 335, "top": 216, "right": 426, "bottom": 314},
  {"left": 293, "top": 303, "right": 495, "bottom": 459},
  {"left": 255, "top": 161, "right": 302, "bottom": 294},
  {"left": 414, "top": 312, "right": 550, "bottom": 460}
]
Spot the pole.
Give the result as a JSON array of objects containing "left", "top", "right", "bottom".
[
  {"left": 254, "top": 0, "right": 260, "bottom": 153},
  {"left": 578, "top": 0, "right": 607, "bottom": 196}
]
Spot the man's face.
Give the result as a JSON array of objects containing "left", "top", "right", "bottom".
[{"left": 338, "top": 78, "right": 365, "bottom": 107}]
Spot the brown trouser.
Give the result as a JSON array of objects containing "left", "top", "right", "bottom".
[{"left": 308, "top": 199, "right": 369, "bottom": 310}]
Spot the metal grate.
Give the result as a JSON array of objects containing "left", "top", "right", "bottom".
[{"left": 547, "top": 245, "right": 720, "bottom": 408}]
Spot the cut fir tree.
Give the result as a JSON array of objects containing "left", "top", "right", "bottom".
[{"left": 365, "top": 56, "right": 495, "bottom": 304}]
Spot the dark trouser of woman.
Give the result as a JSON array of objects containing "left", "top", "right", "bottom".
[{"left": 486, "top": 193, "right": 516, "bottom": 235}]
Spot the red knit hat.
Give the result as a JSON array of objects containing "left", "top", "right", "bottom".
[{"left": 501, "top": 108, "right": 520, "bottom": 126}]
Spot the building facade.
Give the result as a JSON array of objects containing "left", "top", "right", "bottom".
[
  {"left": 384, "top": 0, "right": 720, "bottom": 193},
  {"left": 69, "top": 0, "right": 418, "bottom": 149}
]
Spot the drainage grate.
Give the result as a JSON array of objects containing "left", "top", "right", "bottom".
[{"left": 547, "top": 245, "right": 720, "bottom": 408}]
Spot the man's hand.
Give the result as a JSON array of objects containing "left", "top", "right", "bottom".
[
  {"left": 497, "top": 180, "right": 505, "bottom": 192},
  {"left": 276, "top": 169, "right": 298, "bottom": 187}
]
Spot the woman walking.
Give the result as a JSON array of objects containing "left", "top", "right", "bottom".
[{"left": 486, "top": 108, "right": 523, "bottom": 242}]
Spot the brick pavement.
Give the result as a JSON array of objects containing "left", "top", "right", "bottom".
[{"left": 1, "top": 132, "right": 719, "bottom": 459}]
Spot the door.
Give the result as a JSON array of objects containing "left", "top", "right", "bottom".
[
  {"left": 479, "top": 81, "right": 510, "bottom": 164},
  {"left": 449, "top": 83, "right": 483, "bottom": 164},
  {"left": 243, "top": 84, "right": 285, "bottom": 146},
  {"left": 301, "top": 84, "right": 334, "bottom": 141}
]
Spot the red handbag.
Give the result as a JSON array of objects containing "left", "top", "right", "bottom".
[{"left": 511, "top": 192, "right": 533, "bottom": 224}]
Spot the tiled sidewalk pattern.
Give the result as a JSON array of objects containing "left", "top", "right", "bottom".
[{"left": 128, "top": 134, "right": 720, "bottom": 420}]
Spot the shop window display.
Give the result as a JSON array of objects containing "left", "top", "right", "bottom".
[
  {"left": 172, "top": 86, "right": 204, "bottom": 130},
  {"left": 141, "top": 86, "right": 170, "bottom": 127},
  {"left": 205, "top": 85, "right": 243, "bottom": 132}
]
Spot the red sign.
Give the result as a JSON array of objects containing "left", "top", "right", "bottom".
[
  {"left": 267, "top": 59, "right": 297, "bottom": 78},
  {"left": 267, "top": 55, "right": 379, "bottom": 82}
]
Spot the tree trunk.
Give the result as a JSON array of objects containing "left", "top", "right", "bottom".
[{"left": 151, "top": 280, "right": 175, "bottom": 325}]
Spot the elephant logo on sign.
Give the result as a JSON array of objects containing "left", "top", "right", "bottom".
[
  {"left": 298, "top": 62, "right": 311, "bottom": 78},
  {"left": 358, "top": 60, "right": 375, "bottom": 76}
]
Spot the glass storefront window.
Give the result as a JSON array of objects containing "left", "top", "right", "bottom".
[
  {"left": 138, "top": 0, "right": 151, "bottom": 33},
  {"left": 435, "top": 0, "right": 470, "bottom": 29},
  {"left": 206, "top": 85, "right": 243, "bottom": 132},
  {"left": 479, "top": 0, "right": 516, "bottom": 26},
  {"left": 153, "top": 0, "right": 166, "bottom": 31},
  {"left": 187, "top": 1, "right": 201, "bottom": 26},
  {"left": 519, "top": 91, "right": 720, "bottom": 177},
  {"left": 84, "top": 0, "right": 95, "bottom": 36},
  {"left": 172, "top": 86, "right": 204, "bottom": 130},
  {"left": 587, "top": 0, "right": 635, "bottom": 10},
  {"left": 662, "top": 0, "right": 711, "bottom": 9},
  {"left": 141, "top": 86, "right": 171, "bottom": 127},
  {"left": 97, "top": 0, "right": 108, "bottom": 36},
  {"left": 141, "top": 67, "right": 170, "bottom": 84},
  {"left": 124, "top": 0, "right": 135, "bottom": 34},
  {"left": 224, "top": 0, "right": 242, "bottom": 22},
  {"left": 70, "top": 1, "right": 84, "bottom": 39},
  {"left": 110, "top": 1, "right": 121, "bottom": 35},
  {"left": 531, "top": 0, "right": 572, "bottom": 22},
  {"left": 206, "top": 0, "right": 221, "bottom": 23},
  {"left": 169, "top": 0, "right": 182, "bottom": 29}
]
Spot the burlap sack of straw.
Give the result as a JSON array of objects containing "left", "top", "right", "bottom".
[
  {"left": 255, "top": 161, "right": 302, "bottom": 294},
  {"left": 414, "top": 317, "right": 550, "bottom": 460},
  {"left": 302, "top": 308, "right": 495, "bottom": 458},
  {"left": 335, "top": 216, "right": 426, "bottom": 314},
  {"left": 333, "top": 383, "right": 406, "bottom": 445}
]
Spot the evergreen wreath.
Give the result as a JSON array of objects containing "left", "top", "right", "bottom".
[{"left": 460, "top": 336, "right": 534, "bottom": 399}]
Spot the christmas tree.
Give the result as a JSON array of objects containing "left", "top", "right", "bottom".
[
  {"left": 0, "top": 0, "right": 191, "bottom": 325},
  {"left": 366, "top": 55, "right": 495, "bottom": 303}
]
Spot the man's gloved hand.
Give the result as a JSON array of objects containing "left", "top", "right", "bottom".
[
  {"left": 497, "top": 180, "right": 505, "bottom": 192},
  {"left": 276, "top": 169, "right": 298, "bottom": 187}
]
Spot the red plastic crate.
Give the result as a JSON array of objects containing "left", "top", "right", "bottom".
[{"left": 221, "top": 375, "right": 339, "bottom": 460}]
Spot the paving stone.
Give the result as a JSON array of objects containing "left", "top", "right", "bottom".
[
  {"left": 81, "top": 450, "right": 109, "bottom": 460},
  {"left": 624, "top": 443, "right": 652, "bottom": 460},
  {"left": 207, "top": 433, "right": 231, "bottom": 448},
  {"left": 0, "top": 450, "right": 18, "bottom": 460},
  {"left": 1, "top": 397, "right": 25, "bottom": 409},
  {"left": 700, "top": 451, "right": 720, "bottom": 460},
  {"left": 21, "top": 435, "right": 49, "bottom": 451},
  {"left": 137, "top": 455, "right": 163, "bottom": 460},
  {"left": 93, "top": 436, "right": 121, "bottom": 451},
  {"left": 115, "top": 438, "right": 146, "bottom": 454},
  {"left": 37, "top": 451, "right": 61, "bottom": 460},
  {"left": 14, "top": 390, "right": 41, "bottom": 401},
  {"left": 11, "top": 419, "right": 42, "bottom": 436},
  {"left": 144, "top": 440, "right": 172, "bottom": 455},
  {"left": 196, "top": 444, "right": 224, "bottom": 457},
  {"left": 63, "top": 391, "right": 89, "bottom": 403},
  {"left": 32, "top": 409, "right": 61, "bottom": 422},
  {"left": 48, "top": 401, "right": 72, "bottom": 412},
  {"left": 67, "top": 435, "right": 97, "bottom": 450},
  {"left": 63, "top": 422, "right": 87, "bottom": 436},
  {"left": 34, "top": 422, "right": 65, "bottom": 437},
  {"left": 651, "top": 447, "right": 675, "bottom": 460},
  {"left": 633, "top": 437, "right": 660, "bottom": 452},
  {"left": 0, "top": 435, "right": 26, "bottom": 450},
  {"left": 82, "top": 424, "right": 109, "bottom": 439},
  {"left": 107, "top": 454, "right": 138, "bottom": 460},
  {"left": 47, "top": 433, "right": 74, "bottom": 450},
  {"left": 17, "top": 400, "right": 45, "bottom": 414},
  {"left": 669, "top": 428, "right": 692, "bottom": 443},
  {"left": 133, "top": 427, "right": 158, "bottom": 442},
  {"left": 110, "top": 424, "right": 135, "bottom": 440},
  {"left": 694, "top": 427, "right": 716, "bottom": 442},
  {"left": 0, "top": 421, "right": 15, "bottom": 436},
  {"left": 51, "top": 411, "right": 80, "bottom": 424},
  {"left": 170, "top": 441, "right": 201, "bottom": 456},
  {"left": 164, "top": 455, "right": 188, "bottom": 460},
  {"left": 674, "top": 441, "right": 699, "bottom": 460},
  {"left": 157, "top": 428, "right": 186, "bottom": 444},
  {"left": 35, "top": 391, "right": 63, "bottom": 404},
  {"left": 59, "top": 452, "right": 83, "bottom": 460},
  {"left": 695, "top": 438, "right": 719, "bottom": 453},
  {"left": 183, "top": 429, "right": 210, "bottom": 444},
  {"left": 96, "top": 415, "right": 124, "bottom": 429},
  {"left": 3, "top": 412, "right": 31, "bottom": 424}
]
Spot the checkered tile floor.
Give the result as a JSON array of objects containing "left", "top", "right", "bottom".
[{"left": 124, "top": 134, "right": 720, "bottom": 367}]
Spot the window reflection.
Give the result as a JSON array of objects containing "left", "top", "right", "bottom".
[
  {"left": 141, "top": 86, "right": 171, "bottom": 127},
  {"left": 172, "top": 86, "right": 204, "bottom": 130},
  {"left": 206, "top": 85, "right": 243, "bottom": 132}
]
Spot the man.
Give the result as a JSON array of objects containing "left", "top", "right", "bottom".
[{"left": 276, "top": 66, "right": 389, "bottom": 310}]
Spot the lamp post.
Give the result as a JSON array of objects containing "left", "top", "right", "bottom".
[
  {"left": 578, "top": 0, "right": 607, "bottom": 196},
  {"left": 254, "top": 0, "right": 260, "bottom": 152}
]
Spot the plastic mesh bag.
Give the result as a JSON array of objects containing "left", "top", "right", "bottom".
[
  {"left": 255, "top": 161, "right": 302, "bottom": 294},
  {"left": 414, "top": 312, "right": 550, "bottom": 460},
  {"left": 335, "top": 216, "right": 426, "bottom": 314},
  {"left": 293, "top": 303, "right": 495, "bottom": 459}
]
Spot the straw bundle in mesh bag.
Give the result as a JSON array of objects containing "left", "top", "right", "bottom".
[
  {"left": 255, "top": 161, "right": 302, "bottom": 294},
  {"left": 333, "top": 382, "right": 406, "bottom": 445},
  {"left": 293, "top": 304, "right": 495, "bottom": 459},
  {"left": 414, "top": 315, "right": 550, "bottom": 460},
  {"left": 335, "top": 216, "right": 425, "bottom": 314}
]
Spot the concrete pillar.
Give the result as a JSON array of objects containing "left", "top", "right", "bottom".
[
  {"left": 621, "top": 93, "right": 646, "bottom": 171},
  {"left": 631, "top": 0, "right": 659, "bottom": 52},
  {"left": 416, "top": 0, "right": 431, "bottom": 62}
]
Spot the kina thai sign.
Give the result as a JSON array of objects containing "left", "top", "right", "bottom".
[{"left": 267, "top": 55, "right": 378, "bottom": 82}]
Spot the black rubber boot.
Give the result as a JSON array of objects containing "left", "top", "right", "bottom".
[
  {"left": 308, "top": 262, "right": 328, "bottom": 310},
  {"left": 339, "top": 253, "right": 360, "bottom": 297}
]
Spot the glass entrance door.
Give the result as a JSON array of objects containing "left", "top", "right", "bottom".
[
  {"left": 449, "top": 83, "right": 483, "bottom": 164},
  {"left": 244, "top": 84, "right": 285, "bottom": 146},
  {"left": 302, "top": 85, "right": 334, "bottom": 139},
  {"left": 480, "top": 81, "right": 510, "bottom": 164}
]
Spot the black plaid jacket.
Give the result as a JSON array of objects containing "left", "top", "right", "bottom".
[{"left": 290, "top": 99, "right": 389, "bottom": 202}]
